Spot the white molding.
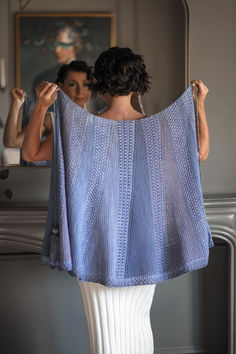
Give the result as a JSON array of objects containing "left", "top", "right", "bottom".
[
  {"left": 204, "top": 197, "right": 236, "bottom": 354},
  {"left": 154, "top": 346, "right": 226, "bottom": 354},
  {"left": 181, "top": 0, "right": 190, "bottom": 87},
  {"left": 0, "top": 208, "right": 47, "bottom": 253}
]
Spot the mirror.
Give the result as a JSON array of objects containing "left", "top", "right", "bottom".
[{"left": 0, "top": 0, "right": 188, "bottom": 167}]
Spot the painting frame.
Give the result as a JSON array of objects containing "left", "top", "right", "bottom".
[{"left": 16, "top": 12, "right": 116, "bottom": 95}]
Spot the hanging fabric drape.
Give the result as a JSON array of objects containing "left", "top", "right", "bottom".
[{"left": 41, "top": 84, "right": 214, "bottom": 287}]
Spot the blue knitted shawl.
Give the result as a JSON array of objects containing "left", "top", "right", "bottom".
[{"left": 40, "top": 84, "right": 214, "bottom": 287}]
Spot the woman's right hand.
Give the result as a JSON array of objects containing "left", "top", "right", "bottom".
[
  {"left": 10, "top": 88, "right": 25, "bottom": 107},
  {"left": 35, "top": 81, "right": 58, "bottom": 109}
]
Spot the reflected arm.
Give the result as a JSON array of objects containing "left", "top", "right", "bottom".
[
  {"left": 3, "top": 101, "right": 25, "bottom": 148},
  {"left": 3, "top": 101, "right": 51, "bottom": 149}
]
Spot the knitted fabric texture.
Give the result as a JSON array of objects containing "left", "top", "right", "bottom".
[{"left": 40, "top": 85, "right": 214, "bottom": 287}]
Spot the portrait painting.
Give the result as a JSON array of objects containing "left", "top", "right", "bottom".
[{"left": 16, "top": 13, "right": 116, "bottom": 100}]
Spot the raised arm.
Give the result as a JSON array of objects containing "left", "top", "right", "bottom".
[
  {"left": 22, "top": 82, "right": 58, "bottom": 162},
  {"left": 3, "top": 88, "right": 25, "bottom": 148},
  {"left": 3, "top": 88, "right": 53, "bottom": 150},
  {"left": 191, "top": 79, "right": 210, "bottom": 162}
]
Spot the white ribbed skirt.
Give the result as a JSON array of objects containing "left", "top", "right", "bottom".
[{"left": 77, "top": 279, "right": 156, "bottom": 354}]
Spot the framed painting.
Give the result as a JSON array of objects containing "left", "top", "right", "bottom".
[{"left": 16, "top": 12, "right": 116, "bottom": 100}]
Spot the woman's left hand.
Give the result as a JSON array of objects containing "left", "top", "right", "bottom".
[{"left": 191, "top": 79, "right": 209, "bottom": 106}]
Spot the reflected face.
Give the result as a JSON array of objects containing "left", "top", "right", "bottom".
[
  {"left": 53, "top": 32, "right": 77, "bottom": 64},
  {"left": 60, "top": 71, "right": 91, "bottom": 107}
]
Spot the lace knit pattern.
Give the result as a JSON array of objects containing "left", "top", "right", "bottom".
[{"left": 40, "top": 85, "right": 214, "bottom": 287}]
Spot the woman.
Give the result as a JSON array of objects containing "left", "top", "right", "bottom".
[
  {"left": 77, "top": 48, "right": 210, "bottom": 354},
  {"left": 4, "top": 60, "right": 92, "bottom": 165},
  {"left": 22, "top": 60, "right": 93, "bottom": 162},
  {"left": 22, "top": 47, "right": 211, "bottom": 354}
]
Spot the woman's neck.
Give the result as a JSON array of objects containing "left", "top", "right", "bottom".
[
  {"left": 100, "top": 93, "right": 145, "bottom": 120},
  {"left": 103, "top": 93, "right": 134, "bottom": 114},
  {"left": 108, "top": 95, "right": 132, "bottom": 112}
]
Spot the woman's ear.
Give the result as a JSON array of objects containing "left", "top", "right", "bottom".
[{"left": 102, "top": 92, "right": 112, "bottom": 106}]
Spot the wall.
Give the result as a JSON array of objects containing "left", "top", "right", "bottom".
[
  {"left": 0, "top": 0, "right": 232, "bottom": 353},
  {"left": 187, "top": 0, "right": 236, "bottom": 195}
]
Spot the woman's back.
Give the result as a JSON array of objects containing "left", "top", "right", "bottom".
[{"left": 41, "top": 85, "right": 213, "bottom": 286}]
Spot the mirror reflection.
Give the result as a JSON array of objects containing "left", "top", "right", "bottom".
[
  {"left": 3, "top": 61, "right": 95, "bottom": 166},
  {"left": 0, "top": 2, "right": 187, "bottom": 166}
]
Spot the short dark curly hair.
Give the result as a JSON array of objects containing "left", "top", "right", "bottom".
[
  {"left": 93, "top": 47, "right": 151, "bottom": 96},
  {"left": 55, "top": 60, "right": 93, "bottom": 88}
]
